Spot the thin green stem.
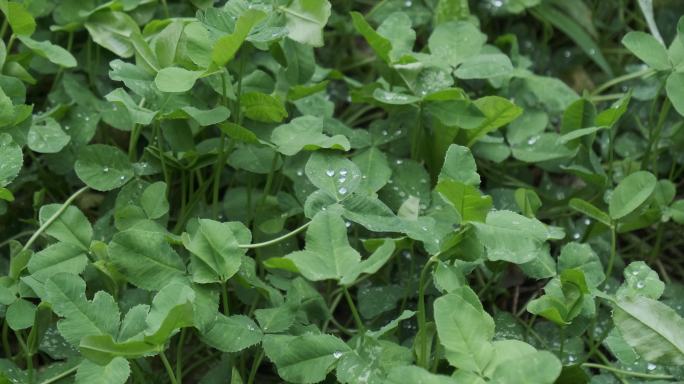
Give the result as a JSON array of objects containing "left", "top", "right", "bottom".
[
  {"left": 417, "top": 258, "right": 436, "bottom": 369},
  {"left": 161, "top": 0, "right": 170, "bottom": 18},
  {"left": 239, "top": 221, "right": 310, "bottom": 249},
  {"left": 342, "top": 287, "right": 365, "bottom": 333},
  {"left": 160, "top": 351, "right": 178, "bottom": 384},
  {"left": 606, "top": 226, "right": 617, "bottom": 279},
  {"left": 22, "top": 186, "right": 89, "bottom": 252},
  {"left": 155, "top": 122, "right": 171, "bottom": 194},
  {"left": 221, "top": 282, "right": 230, "bottom": 316},
  {"left": 247, "top": 349, "right": 265, "bottom": 384},
  {"left": 38, "top": 365, "right": 78, "bottom": 384},
  {"left": 591, "top": 68, "right": 654, "bottom": 96},
  {"left": 582, "top": 363, "right": 674, "bottom": 380},
  {"left": 2, "top": 321, "right": 10, "bottom": 360},
  {"left": 175, "top": 329, "right": 187, "bottom": 383}
]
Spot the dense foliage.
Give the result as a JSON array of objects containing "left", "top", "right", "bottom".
[{"left": 1, "top": 0, "right": 684, "bottom": 383}]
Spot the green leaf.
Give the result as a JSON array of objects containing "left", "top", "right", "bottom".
[
  {"left": 616, "top": 261, "right": 664, "bottom": 300},
  {"left": 105, "top": 88, "right": 156, "bottom": 125},
  {"left": 340, "top": 239, "right": 395, "bottom": 286},
  {"left": 471, "top": 210, "right": 552, "bottom": 263},
  {"left": 143, "top": 281, "right": 195, "bottom": 345},
  {"left": 439, "top": 145, "right": 480, "bottom": 186},
  {"left": 0, "top": 133, "right": 22, "bottom": 187},
  {"left": 424, "top": 100, "right": 486, "bottom": 130},
  {"left": 182, "top": 106, "right": 230, "bottom": 126},
  {"left": 240, "top": 92, "right": 287, "bottom": 123},
  {"left": 436, "top": 179, "right": 491, "bottom": 223},
  {"left": 350, "top": 11, "right": 392, "bottom": 63},
  {"left": 39, "top": 204, "right": 93, "bottom": 250},
  {"left": 27, "top": 118, "right": 70, "bottom": 153},
  {"left": 84, "top": 11, "right": 139, "bottom": 58},
  {"left": 454, "top": 53, "right": 513, "bottom": 79},
  {"left": 27, "top": 242, "right": 88, "bottom": 282},
  {"left": 377, "top": 11, "right": 415, "bottom": 61},
  {"left": 511, "top": 133, "right": 577, "bottom": 163},
  {"left": 372, "top": 88, "right": 420, "bottom": 105},
  {"left": 428, "top": 21, "right": 486, "bottom": 66},
  {"left": 75, "top": 144, "right": 134, "bottom": 192},
  {"left": 182, "top": 219, "right": 246, "bottom": 284},
  {"left": 281, "top": 0, "right": 332, "bottom": 47},
  {"left": 609, "top": 171, "right": 657, "bottom": 220},
  {"left": 75, "top": 357, "right": 130, "bottom": 384},
  {"left": 568, "top": 198, "right": 611, "bottom": 226},
  {"left": 255, "top": 305, "right": 296, "bottom": 333},
  {"left": 154, "top": 67, "right": 203, "bottom": 93},
  {"left": 219, "top": 122, "right": 258, "bottom": 143},
  {"left": 0, "top": 1, "right": 36, "bottom": 36},
  {"left": 352, "top": 147, "right": 391, "bottom": 194},
  {"left": 271, "top": 116, "right": 350, "bottom": 156},
  {"left": 621, "top": 31, "right": 671, "bottom": 71},
  {"left": 6, "top": 298, "right": 36, "bottom": 330},
  {"left": 202, "top": 314, "right": 263, "bottom": 352},
  {"left": 557, "top": 242, "right": 604, "bottom": 288},
  {"left": 613, "top": 295, "right": 684, "bottom": 365},
  {"left": 666, "top": 72, "right": 684, "bottom": 117},
  {"left": 212, "top": 9, "right": 267, "bottom": 65},
  {"left": 305, "top": 152, "right": 362, "bottom": 200},
  {"left": 79, "top": 334, "right": 157, "bottom": 365},
  {"left": 262, "top": 333, "right": 350, "bottom": 383},
  {"left": 285, "top": 209, "right": 360, "bottom": 281},
  {"left": 17, "top": 36, "right": 77, "bottom": 67},
  {"left": 467, "top": 96, "right": 523, "bottom": 146},
  {"left": 140, "top": 182, "right": 169, "bottom": 220},
  {"left": 44, "top": 273, "right": 120, "bottom": 345},
  {"left": 488, "top": 348, "right": 561, "bottom": 384},
  {"left": 386, "top": 366, "right": 457, "bottom": 384},
  {"left": 514, "top": 188, "right": 542, "bottom": 218},
  {"left": 109, "top": 222, "right": 186, "bottom": 290},
  {"left": 434, "top": 288, "right": 494, "bottom": 373}
]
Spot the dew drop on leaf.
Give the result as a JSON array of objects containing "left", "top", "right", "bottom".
[{"left": 326, "top": 169, "right": 335, "bottom": 177}]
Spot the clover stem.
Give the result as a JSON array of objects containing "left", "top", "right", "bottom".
[
  {"left": 606, "top": 225, "right": 617, "bottom": 279},
  {"left": 160, "top": 350, "right": 178, "bottom": 384},
  {"left": 221, "top": 282, "right": 230, "bottom": 316},
  {"left": 239, "top": 221, "right": 310, "bottom": 249},
  {"left": 22, "top": 186, "right": 89, "bottom": 252},
  {"left": 247, "top": 348, "right": 265, "bottom": 384},
  {"left": 582, "top": 363, "right": 674, "bottom": 380},
  {"left": 417, "top": 258, "right": 436, "bottom": 369},
  {"left": 343, "top": 286, "right": 365, "bottom": 333},
  {"left": 591, "top": 68, "right": 654, "bottom": 96},
  {"left": 154, "top": 122, "right": 171, "bottom": 196},
  {"left": 175, "top": 328, "right": 187, "bottom": 382}
]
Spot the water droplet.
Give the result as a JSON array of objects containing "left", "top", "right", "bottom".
[
  {"left": 647, "top": 363, "right": 656, "bottom": 371},
  {"left": 338, "top": 187, "right": 348, "bottom": 195},
  {"left": 584, "top": 218, "right": 591, "bottom": 225},
  {"left": 631, "top": 270, "right": 639, "bottom": 276},
  {"left": 382, "top": 130, "right": 388, "bottom": 136},
  {"left": 119, "top": 176, "right": 125, "bottom": 181},
  {"left": 338, "top": 176, "right": 346, "bottom": 183},
  {"left": 402, "top": 250, "right": 411, "bottom": 259},
  {"left": 339, "top": 168, "right": 348, "bottom": 176},
  {"left": 296, "top": 169, "right": 303, "bottom": 176},
  {"left": 396, "top": 159, "right": 403, "bottom": 165},
  {"left": 573, "top": 233, "right": 581, "bottom": 240},
  {"left": 636, "top": 281, "right": 645, "bottom": 289},
  {"left": 568, "top": 355, "right": 576, "bottom": 362},
  {"left": 404, "top": 0, "right": 412, "bottom": 7},
  {"left": 396, "top": 130, "right": 402, "bottom": 135},
  {"left": 333, "top": 351, "right": 343, "bottom": 359},
  {"left": 64, "top": 125, "right": 70, "bottom": 131},
  {"left": 103, "top": 167, "right": 109, "bottom": 172},
  {"left": 492, "top": 0, "right": 503, "bottom": 7},
  {"left": 326, "top": 169, "right": 335, "bottom": 177},
  {"left": 527, "top": 135, "right": 540, "bottom": 145},
  {"left": 345, "top": 221, "right": 352, "bottom": 228}
]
